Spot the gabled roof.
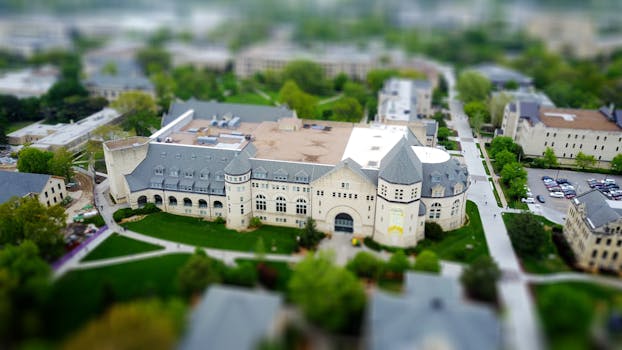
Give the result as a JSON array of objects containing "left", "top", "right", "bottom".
[
  {"left": 574, "top": 190, "right": 622, "bottom": 229},
  {"left": 379, "top": 138, "right": 422, "bottom": 185},
  {"left": 367, "top": 272, "right": 501, "bottom": 350},
  {"left": 250, "top": 159, "right": 333, "bottom": 184},
  {"left": 179, "top": 285, "right": 283, "bottom": 350},
  {"left": 320, "top": 158, "right": 377, "bottom": 185},
  {"left": 163, "top": 99, "right": 294, "bottom": 127},
  {"left": 0, "top": 171, "right": 52, "bottom": 204}
]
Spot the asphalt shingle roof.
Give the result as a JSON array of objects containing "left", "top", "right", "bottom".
[
  {"left": 179, "top": 285, "right": 283, "bottom": 350},
  {"left": 0, "top": 171, "right": 51, "bottom": 204}
]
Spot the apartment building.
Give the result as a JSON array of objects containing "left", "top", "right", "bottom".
[
  {"left": 104, "top": 100, "right": 469, "bottom": 248},
  {"left": 564, "top": 190, "right": 622, "bottom": 273},
  {"left": 501, "top": 102, "right": 622, "bottom": 163}
]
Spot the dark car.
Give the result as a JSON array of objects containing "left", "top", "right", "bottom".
[
  {"left": 556, "top": 178, "right": 569, "bottom": 184},
  {"left": 542, "top": 176, "right": 553, "bottom": 181},
  {"left": 537, "top": 195, "right": 546, "bottom": 203}
]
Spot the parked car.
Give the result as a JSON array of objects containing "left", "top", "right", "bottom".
[
  {"left": 521, "top": 197, "right": 535, "bottom": 204},
  {"left": 604, "top": 178, "right": 616, "bottom": 184},
  {"left": 565, "top": 193, "right": 576, "bottom": 199},
  {"left": 549, "top": 192, "right": 565, "bottom": 198},
  {"left": 556, "top": 178, "right": 569, "bottom": 184},
  {"left": 542, "top": 176, "right": 553, "bottom": 181},
  {"left": 537, "top": 195, "right": 546, "bottom": 203},
  {"left": 548, "top": 186, "right": 562, "bottom": 192}
]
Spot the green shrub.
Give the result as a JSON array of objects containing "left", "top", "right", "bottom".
[
  {"left": 346, "top": 252, "right": 384, "bottom": 280},
  {"left": 224, "top": 262, "right": 257, "bottom": 287},
  {"left": 424, "top": 222, "right": 445, "bottom": 241},
  {"left": 363, "top": 237, "right": 382, "bottom": 251},
  {"left": 113, "top": 204, "right": 161, "bottom": 223},
  {"left": 113, "top": 208, "right": 133, "bottom": 222},
  {"left": 82, "top": 214, "right": 105, "bottom": 227},
  {"left": 214, "top": 216, "right": 225, "bottom": 224},
  {"left": 249, "top": 216, "right": 262, "bottom": 228}
]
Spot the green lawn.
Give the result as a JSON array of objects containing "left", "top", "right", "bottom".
[
  {"left": 489, "top": 179, "right": 503, "bottom": 207},
  {"left": 534, "top": 282, "right": 622, "bottom": 350},
  {"left": 124, "top": 212, "right": 299, "bottom": 254},
  {"left": 46, "top": 253, "right": 191, "bottom": 339},
  {"left": 225, "top": 92, "right": 274, "bottom": 105},
  {"left": 414, "top": 201, "right": 490, "bottom": 264},
  {"left": 81, "top": 233, "right": 164, "bottom": 262},
  {"left": 235, "top": 258, "right": 293, "bottom": 293},
  {"left": 502, "top": 213, "right": 570, "bottom": 274}
]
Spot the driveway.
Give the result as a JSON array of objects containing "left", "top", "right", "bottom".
[{"left": 526, "top": 168, "right": 622, "bottom": 224}]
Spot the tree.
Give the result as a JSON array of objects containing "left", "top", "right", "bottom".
[
  {"left": 464, "top": 100, "right": 490, "bottom": 122},
  {"left": 346, "top": 251, "right": 384, "bottom": 280},
  {"left": 456, "top": 71, "right": 491, "bottom": 103},
  {"left": 489, "top": 92, "right": 512, "bottom": 127},
  {"left": 331, "top": 97, "right": 363, "bottom": 122},
  {"left": 0, "top": 197, "right": 67, "bottom": 261},
  {"left": 44, "top": 79, "right": 88, "bottom": 107},
  {"left": 469, "top": 110, "right": 484, "bottom": 135},
  {"left": 506, "top": 213, "right": 549, "bottom": 259},
  {"left": 0, "top": 241, "right": 51, "bottom": 347},
  {"left": 385, "top": 250, "right": 410, "bottom": 278},
  {"left": 424, "top": 222, "right": 445, "bottom": 241},
  {"left": 436, "top": 127, "right": 451, "bottom": 142},
  {"left": 506, "top": 177, "right": 528, "bottom": 200},
  {"left": 48, "top": 147, "right": 74, "bottom": 181},
  {"left": 288, "top": 251, "right": 365, "bottom": 332},
  {"left": 224, "top": 262, "right": 258, "bottom": 287},
  {"left": 333, "top": 73, "right": 348, "bottom": 91},
  {"left": 92, "top": 124, "right": 134, "bottom": 141},
  {"left": 278, "top": 80, "right": 318, "bottom": 119},
  {"left": 489, "top": 136, "right": 519, "bottom": 158},
  {"left": 136, "top": 47, "right": 171, "bottom": 75},
  {"left": 16, "top": 147, "right": 52, "bottom": 174},
  {"left": 282, "top": 60, "right": 328, "bottom": 95},
  {"left": 575, "top": 152, "right": 596, "bottom": 169},
  {"left": 177, "top": 249, "right": 222, "bottom": 298},
  {"left": 611, "top": 154, "right": 622, "bottom": 174},
  {"left": 538, "top": 285, "right": 593, "bottom": 336},
  {"left": 63, "top": 299, "right": 186, "bottom": 350},
  {"left": 366, "top": 69, "right": 398, "bottom": 93},
  {"left": 111, "top": 91, "right": 157, "bottom": 115},
  {"left": 494, "top": 149, "right": 516, "bottom": 173},
  {"left": 460, "top": 256, "right": 501, "bottom": 303},
  {"left": 413, "top": 250, "right": 441, "bottom": 273},
  {"left": 343, "top": 81, "right": 369, "bottom": 106},
  {"left": 542, "top": 147, "right": 558, "bottom": 169},
  {"left": 500, "top": 162, "right": 526, "bottom": 184},
  {"left": 150, "top": 71, "right": 176, "bottom": 110},
  {"left": 298, "top": 217, "right": 324, "bottom": 250}
]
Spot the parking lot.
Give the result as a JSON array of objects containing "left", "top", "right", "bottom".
[{"left": 526, "top": 168, "right": 622, "bottom": 220}]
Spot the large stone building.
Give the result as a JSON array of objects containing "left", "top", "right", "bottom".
[
  {"left": 500, "top": 102, "right": 622, "bottom": 164},
  {"left": 564, "top": 190, "right": 622, "bottom": 273},
  {"left": 104, "top": 100, "right": 469, "bottom": 248},
  {"left": 0, "top": 170, "right": 67, "bottom": 206}
]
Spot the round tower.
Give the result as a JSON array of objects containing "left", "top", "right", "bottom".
[{"left": 224, "top": 153, "right": 253, "bottom": 230}]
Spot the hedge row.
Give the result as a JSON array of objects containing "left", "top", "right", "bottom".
[{"left": 113, "top": 203, "right": 161, "bottom": 222}]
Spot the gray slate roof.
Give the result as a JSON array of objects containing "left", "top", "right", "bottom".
[
  {"left": 250, "top": 158, "right": 333, "bottom": 184},
  {"left": 519, "top": 101, "right": 541, "bottom": 125},
  {"left": 179, "top": 285, "right": 283, "bottom": 350},
  {"left": 0, "top": 171, "right": 51, "bottom": 204},
  {"left": 125, "top": 142, "right": 248, "bottom": 195},
  {"left": 163, "top": 99, "right": 294, "bottom": 127},
  {"left": 404, "top": 272, "right": 463, "bottom": 301},
  {"left": 574, "top": 190, "right": 622, "bottom": 229},
  {"left": 472, "top": 63, "right": 533, "bottom": 86},
  {"left": 379, "top": 138, "right": 423, "bottom": 185},
  {"left": 367, "top": 272, "right": 501, "bottom": 350},
  {"left": 421, "top": 158, "right": 469, "bottom": 197},
  {"left": 425, "top": 120, "right": 437, "bottom": 136},
  {"left": 224, "top": 151, "right": 252, "bottom": 175}
]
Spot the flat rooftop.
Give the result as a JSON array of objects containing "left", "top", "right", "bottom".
[
  {"left": 539, "top": 107, "right": 622, "bottom": 131},
  {"left": 35, "top": 108, "right": 121, "bottom": 147},
  {"left": 8, "top": 122, "right": 64, "bottom": 138},
  {"left": 252, "top": 121, "right": 354, "bottom": 164},
  {"left": 342, "top": 124, "right": 410, "bottom": 168}
]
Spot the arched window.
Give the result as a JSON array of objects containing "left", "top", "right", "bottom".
[
  {"left": 184, "top": 198, "right": 192, "bottom": 207},
  {"left": 198, "top": 199, "right": 207, "bottom": 208},
  {"left": 450, "top": 199, "right": 460, "bottom": 216},
  {"left": 213, "top": 200, "right": 223, "bottom": 208},
  {"left": 429, "top": 202, "right": 441, "bottom": 219},
  {"left": 256, "top": 194, "right": 266, "bottom": 211},
  {"left": 296, "top": 198, "right": 307, "bottom": 215},
  {"left": 276, "top": 196, "right": 286, "bottom": 213},
  {"left": 154, "top": 195, "right": 163, "bottom": 205},
  {"left": 137, "top": 195, "right": 147, "bottom": 208},
  {"left": 169, "top": 196, "right": 177, "bottom": 206}
]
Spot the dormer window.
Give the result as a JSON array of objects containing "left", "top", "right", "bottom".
[
  {"left": 154, "top": 166, "right": 164, "bottom": 176},
  {"left": 170, "top": 167, "right": 179, "bottom": 177},
  {"left": 184, "top": 169, "right": 194, "bottom": 178},
  {"left": 200, "top": 169, "right": 210, "bottom": 180}
]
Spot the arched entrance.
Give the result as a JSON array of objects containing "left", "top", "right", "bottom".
[{"left": 334, "top": 213, "right": 354, "bottom": 233}]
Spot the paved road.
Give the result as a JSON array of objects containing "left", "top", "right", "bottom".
[{"left": 438, "top": 65, "right": 544, "bottom": 350}]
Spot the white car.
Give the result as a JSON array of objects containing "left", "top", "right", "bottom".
[
  {"left": 521, "top": 197, "right": 535, "bottom": 203},
  {"left": 549, "top": 191, "right": 565, "bottom": 198}
]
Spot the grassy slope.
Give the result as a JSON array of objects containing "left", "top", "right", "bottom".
[
  {"left": 124, "top": 212, "right": 299, "bottom": 254},
  {"left": 81, "top": 233, "right": 164, "bottom": 262}
]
